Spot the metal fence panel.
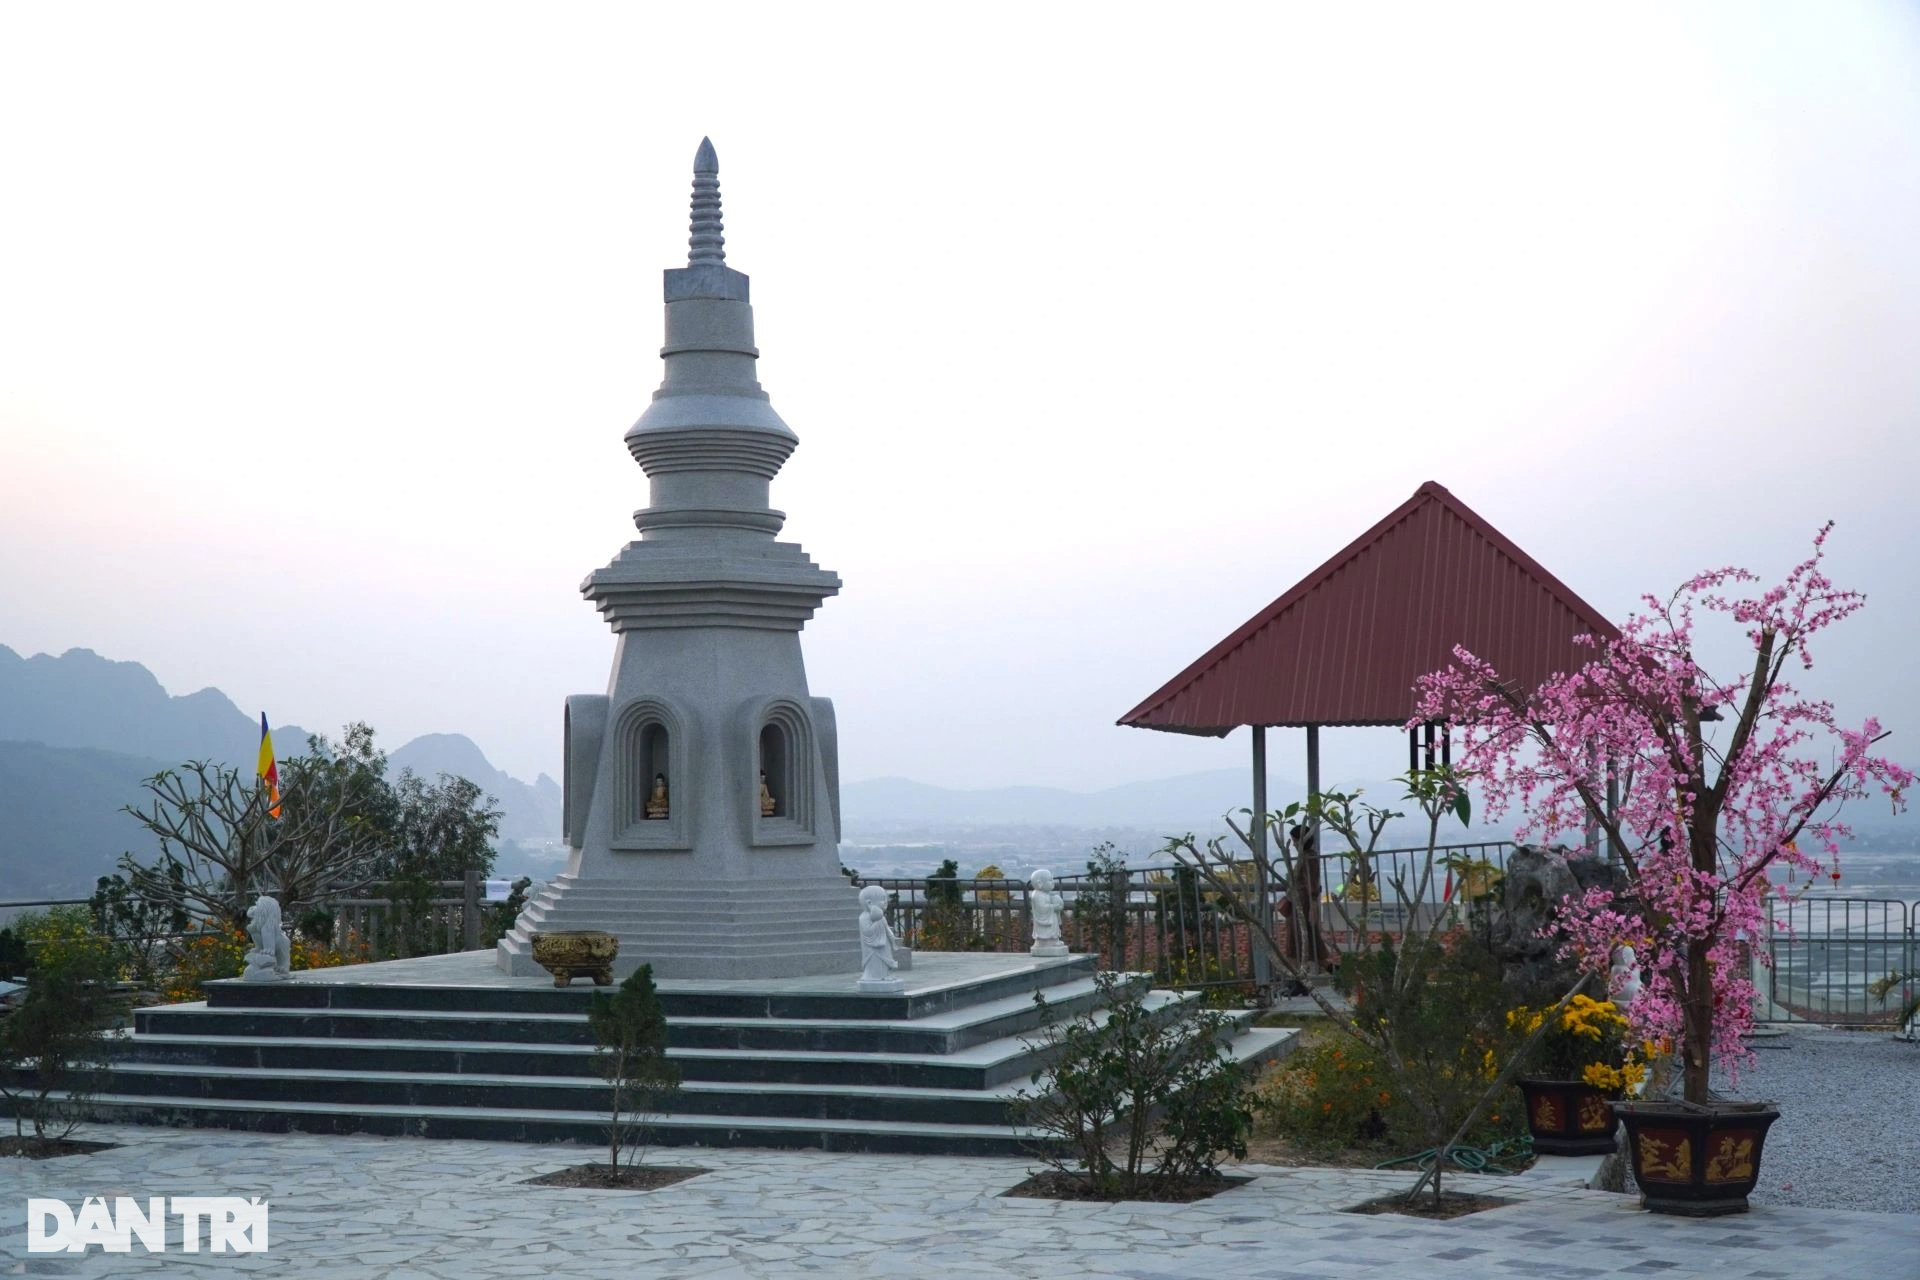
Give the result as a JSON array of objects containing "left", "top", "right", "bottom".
[{"left": 1763, "top": 896, "right": 1913, "bottom": 1027}]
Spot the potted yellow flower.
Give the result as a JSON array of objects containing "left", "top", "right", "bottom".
[{"left": 1508, "top": 995, "right": 1648, "bottom": 1156}]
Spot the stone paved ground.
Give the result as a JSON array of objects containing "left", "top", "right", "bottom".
[{"left": 3, "top": 1127, "right": 1916, "bottom": 1278}]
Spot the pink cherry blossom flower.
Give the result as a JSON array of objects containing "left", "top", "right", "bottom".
[{"left": 1413, "top": 525, "right": 1913, "bottom": 1102}]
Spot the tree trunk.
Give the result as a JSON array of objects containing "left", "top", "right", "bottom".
[
  {"left": 1430, "top": 1112, "right": 1446, "bottom": 1208},
  {"left": 1684, "top": 818, "right": 1718, "bottom": 1105},
  {"left": 1683, "top": 936, "right": 1713, "bottom": 1104}
]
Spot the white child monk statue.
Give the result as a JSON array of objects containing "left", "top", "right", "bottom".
[
  {"left": 1611, "top": 944, "right": 1642, "bottom": 1007},
  {"left": 1028, "top": 869, "right": 1068, "bottom": 958},
  {"left": 242, "top": 893, "right": 291, "bottom": 982},
  {"left": 856, "top": 884, "right": 905, "bottom": 993}
]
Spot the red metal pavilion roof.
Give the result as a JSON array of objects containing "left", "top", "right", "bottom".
[{"left": 1118, "top": 481, "right": 1621, "bottom": 736}]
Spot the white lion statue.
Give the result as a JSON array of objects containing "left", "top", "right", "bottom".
[{"left": 243, "top": 893, "right": 291, "bottom": 982}]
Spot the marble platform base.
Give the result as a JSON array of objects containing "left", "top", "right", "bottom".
[
  {"left": 1028, "top": 942, "right": 1069, "bottom": 959},
  {"left": 857, "top": 976, "right": 906, "bottom": 993},
  {"left": 22, "top": 948, "right": 1319, "bottom": 1158}
]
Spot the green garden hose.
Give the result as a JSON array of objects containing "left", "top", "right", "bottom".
[{"left": 1373, "top": 1134, "right": 1533, "bottom": 1176}]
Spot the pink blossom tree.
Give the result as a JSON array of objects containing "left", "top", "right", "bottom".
[{"left": 1414, "top": 526, "right": 1912, "bottom": 1104}]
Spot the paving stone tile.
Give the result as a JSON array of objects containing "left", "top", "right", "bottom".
[{"left": 3, "top": 1126, "right": 1916, "bottom": 1278}]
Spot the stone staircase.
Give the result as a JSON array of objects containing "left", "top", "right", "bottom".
[{"left": 35, "top": 951, "right": 1291, "bottom": 1156}]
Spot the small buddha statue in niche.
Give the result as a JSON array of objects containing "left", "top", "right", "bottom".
[
  {"left": 644, "top": 773, "right": 669, "bottom": 820},
  {"left": 759, "top": 771, "right": 777, "bottom": 817}
]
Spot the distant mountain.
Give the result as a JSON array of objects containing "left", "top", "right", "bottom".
[
  {"left": 842, "top": 769, "right": 1319, "bottom": 829},
  {"left": 0, "top": 740, "right": 172, "bottom": 902},
  {"left": 0, "top": 646, "right": 560, "bottom": 883},
  {"left": 836, "top": 771, "right": 1538, "bottom": 863},
  {"left": 388, "top": 733, "right": 561, "bottom": 842},
  {"left": 0, "top": 645, "right": 311, "bottom": 766}
]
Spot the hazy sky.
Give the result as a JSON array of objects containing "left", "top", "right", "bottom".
[{"left": 2, "top": 3, "right": 1916, "bottom": 795}]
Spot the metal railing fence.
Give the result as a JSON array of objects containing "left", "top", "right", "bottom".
[
  {"left": 8, "top": 853, "right": 1917, "bottom": 1026},
  {"left": 0, "top": 873, "right": 499, "bottom": 967},
  {"left": 1760, "top": 896, "right": 1915, "bottom": 1028},
  {"left": 855, "top": 841, "right": 1518, "bottom": 994}
]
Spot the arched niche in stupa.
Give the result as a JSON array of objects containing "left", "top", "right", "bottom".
[
  {"left": 610, "top": 695, "right": 694, "bottom": 851},
  {"left": 742, "top": 696, "right": 816, "bottom": 847}
]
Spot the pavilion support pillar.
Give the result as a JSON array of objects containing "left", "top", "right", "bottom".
[
  {"left": 1304, "top": 724, "right": 1322, "bottom": 973},
  {"left": 1250, "top": 726, "right": 1272, "bottom": 988},
  {"left": 1304, "top": 724, "right": 1321, "bottom": 829}
]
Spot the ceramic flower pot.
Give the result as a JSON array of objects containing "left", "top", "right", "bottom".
[
  {"left": 1613, "top": 1099, "right": 1780, "bottom": 1216},
  {"left": 530, "top": 931, "right": 618, "bottom": 988},
  {"left": 1516, "top": 1077, "right": 1621, "bottom": 1156}
]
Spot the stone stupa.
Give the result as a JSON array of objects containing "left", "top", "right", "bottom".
[{"left": 498, "top": 138, "right": 860, "bottom": 980}]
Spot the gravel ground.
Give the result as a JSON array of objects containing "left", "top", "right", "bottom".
[{"left": 1626, "top": 1030, "right": 1919, "bottom": 1213}]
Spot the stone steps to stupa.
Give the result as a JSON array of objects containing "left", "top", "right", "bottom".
[
  {"left": 122, "top": 988, "right": 1191, "bottom": 1090},
  {"left": 44, "top": 1025, "right": 1295, "bottom": 1156},
  {"left": 10, "top": 950, "right": 1295, "bottom": 1156},
  {"left": 132, "top": 974, "right": 1114, "bottom": 1057},
  {"left": 34, "top": 1094, "right": 1059, "bottom": 1156},
  {"left": 68, "top": 1061, "right": 1036, "bottom": 1126}
]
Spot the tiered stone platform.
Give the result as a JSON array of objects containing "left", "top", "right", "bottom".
[{"left": 73, "top": 950, "right": 1289, "bottom": 1156}]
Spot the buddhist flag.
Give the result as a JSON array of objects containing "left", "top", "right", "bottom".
[{"left": 257, "top": 713, "right": 282, "bottom": 819}]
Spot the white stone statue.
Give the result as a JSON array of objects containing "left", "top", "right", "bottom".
[
  {"left": 242, "top": 893, "right": 291, "bottom": 982},
  {"left": 1028, "top": 869, "right": 1067, "bottom": 958},
  {"left": 856, "top": 884, "right": 904, "bottom": 992},
  {"left": 1611, "top": 944, "right": 1641, "bottom": 1007}
]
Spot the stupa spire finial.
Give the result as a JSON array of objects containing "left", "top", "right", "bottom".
[{"left": 688, "top": 136, "right": 725, "bottom": 266}]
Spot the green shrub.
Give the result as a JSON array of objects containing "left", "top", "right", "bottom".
[
  {"left": 0, "top": 941, "right": 124, "bottom": 1151},
  {"left": 1157, "top": 949, "right": 1255, "bottom": 1008},
  {"left": 296, "top": 907, "right": 337, "bottom": 945},
  {"left": 0, "top": 926, "right": 28, "bottom": 981},
  {"left": 587, "top": 964, "right": 680, "bottom": 1173},
  {"left": 12, "top": 906, "right": 115, "bottom": 980},
  {"left": 89, "top": 870, "right": 190, "bottom": 989},
  {"left": 1069, "top": 843, "right": 1127, "bottom": 960},
  {"left": 1257, "top": 1027, "right": 1524, "bottom": 1156},
  {"left": 481, "top": 877, "right": 532, "bottom": 947},
  {"left": 1014, "top": 970, "right": 1253, "bottom": 1195},
  {"left": 1255, "top": 1030, "right": 1394, "bottom": 1152},
  {"left": 1338, "top": 931, "right": 1528, "bottom": 1155}
]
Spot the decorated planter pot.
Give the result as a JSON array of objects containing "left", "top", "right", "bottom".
[
  {"left": 1613, "top": 1100, "right": 1781, "bottom": 1216},
  {"left": 1516, "top": 1078, "right": 1621, "bottom": 1156},
  {"left": 530, "top": 930, "right": 618, "bottom": 988}
]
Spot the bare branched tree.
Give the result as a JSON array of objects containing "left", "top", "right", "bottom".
[
  {"left": 117, "top": 725, "right": 392, "bottom": 927},
  {"left": 1161, "top": 767, "right": 1589, "bottom": 1210}
]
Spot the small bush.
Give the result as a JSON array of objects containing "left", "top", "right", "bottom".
[
  {"left": 1340, "top": 931, "right": 1529, "bottom": 1157},
  {"left": 13, "top": 907, "right": 116, "bottom": 980},
  {"left": 1014, "top": 970, "right": 1253, "bottom": 1196},
  {"left": 296, "top": 907, "right": 337, "bottom": 945},
  {"left": 90, "top": 871, "right": 190, "bottom": 989},
  {"left": 481, "top": 877, "right": 533, "bottom": 947},
  {"left": 0, "top": 943, "right": 124, "bottom": 1152},
  {"left": 1157, "top": 949, "right": 1255, "bottom": 1008},
  {"left": 588, "top": 964, "right": 681, "bottom": 1173},
  {"left": 0, "top": 927, "right": 26, "bottom": 981},
  {"left": 162, "top": 922, "right": 248, "bottom": 1002},
  {"left": 1255, "top": 1031, "right": 1395, "bottom": 1153},
  {"left": 1068, "top": 843, "right": 1128, "bottom": 961},
  {"left": 1257, "top": 1028, "right": 1524, "bottom": 1156}
]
